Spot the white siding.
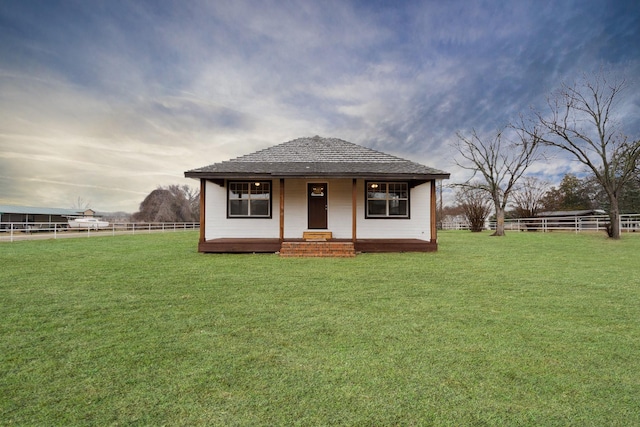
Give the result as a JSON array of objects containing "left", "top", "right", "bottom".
[
  {"left": 282, "top": 180, "right": 306, "bottom": 238},
  {"left": 204, "top": 180, "right": 280, "bottom": 239},
  {"left": 204, "top": 179, "right": 432, "bottom": 241},
  {"left": 356, "top": 180, "right": 431, "bottom": 240},
  {"left": 327, "top": 179, "right": 354, "bottom": 238}
]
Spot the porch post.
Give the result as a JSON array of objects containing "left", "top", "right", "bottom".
[
  {"left": 279, "top": 178, "right": 285, "bottom": 242},
  {"left": 199, "top": 179, "right": 206, "bottom": 243},
  {"left": 352, "top": 178, "right": 357, "bottom": 242},
  {"left": 430, "top": 179, "right": 437, "bottom": 242}
]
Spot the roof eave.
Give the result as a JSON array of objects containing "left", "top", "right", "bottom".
[{"left": 184, "top": 171, "right": 450, "bottom": 180}]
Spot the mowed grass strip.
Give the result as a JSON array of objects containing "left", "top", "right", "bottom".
[{"left": 1, "top": 231, "right": 639, "bottom": 425}]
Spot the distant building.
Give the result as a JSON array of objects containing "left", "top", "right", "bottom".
[
  {"left": 529, "top": 209, "right": 608, "bottom": 231},
  {"left": 0, "top": 205, "right": 98, "bottom": 228},
  {"left": 537, "top": 209, "right": 606, "bottom": 218}
]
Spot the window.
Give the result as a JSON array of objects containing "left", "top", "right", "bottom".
[
  {"left": 228, "top": 181, "right": 271, "bottom": 218},
  {"left": 366, "top": 181, "right": 409, "bottom": 218}
]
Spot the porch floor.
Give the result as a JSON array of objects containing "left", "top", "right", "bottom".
[{"left": 198, "top": 238, "right": 438, "bottom": 255}]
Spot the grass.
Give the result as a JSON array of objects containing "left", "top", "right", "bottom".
[{"left": 1, "top": 231, "right": 639, "bottom": 426}]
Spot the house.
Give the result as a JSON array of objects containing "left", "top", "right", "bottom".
[{"left": 184, "top": 136, "right": 450, "bottom": 256}]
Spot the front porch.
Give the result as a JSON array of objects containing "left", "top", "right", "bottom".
[{"left": 197, "top": 237, "right": 438, "bottom": 255}]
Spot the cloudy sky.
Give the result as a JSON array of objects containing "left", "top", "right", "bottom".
[{"left": 1, "top": 0, "right": 639, "bottom": 212}]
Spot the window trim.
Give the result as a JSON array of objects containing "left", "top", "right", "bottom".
[
  {"left": 365, "top": 180, "right": 410, "bottom": 219},
  {"left": 227, "top": 180, "right": 273, "bottom": 218}
]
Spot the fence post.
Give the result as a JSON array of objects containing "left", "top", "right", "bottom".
[{"left": 619, "top": 215, "right": 622, "bottom": 234}]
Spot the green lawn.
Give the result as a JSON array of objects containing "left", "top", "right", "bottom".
[{"left": 1, "top": 231, "right": 639, "bottom": 426}]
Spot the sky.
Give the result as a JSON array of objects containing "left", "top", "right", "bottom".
[{"left": 1, "top": 0, "right": 639, "bottom": 212}]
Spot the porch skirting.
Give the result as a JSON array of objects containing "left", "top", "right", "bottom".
[
  {"left": 198, "top": 238, "right": 281, "bottom": 253},
  {"left": 198, "top": 238, "right": 438, "bottom": 254},
  {"left": 355, "top": 239, "right": 438, "bottom": 253}
]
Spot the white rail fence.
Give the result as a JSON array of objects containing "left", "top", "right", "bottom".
[
  {"left": 441, "top": 214, "right": 640, "bottom": 233},
  {"left": 0, "top": 222, "right": 200, "bottom": 242}
]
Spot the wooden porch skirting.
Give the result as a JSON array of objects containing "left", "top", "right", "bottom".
[
  {"left": 355, "top": 239, "right": 438, "bottom": 253},
  {"left": 198, "top": 238, "right": 281, "bottom": 253},
  {"left": 198, "top": 238, "right": 438, "bottom": 255}
]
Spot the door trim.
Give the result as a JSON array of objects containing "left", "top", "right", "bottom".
[{"left": 307, "top": 182, "right": 328, "bottom": 229}]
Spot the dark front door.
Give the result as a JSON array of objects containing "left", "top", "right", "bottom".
[{"left": 308, "top": 183, "right": 328, "bottom": 229}]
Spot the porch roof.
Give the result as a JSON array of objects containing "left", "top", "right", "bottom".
[{"left": 185, "top": 136, "right": 450, "bottom": 180}]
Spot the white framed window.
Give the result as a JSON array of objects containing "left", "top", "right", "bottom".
[
  {"left": 366, "top": 181, "right": 409, "bottom": 218},
  {"left": 228, "top": 181, "right": 271, "bottom": 218}
]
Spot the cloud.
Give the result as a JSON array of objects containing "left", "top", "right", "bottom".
[{"left": 0, "top": 0, "right": 639, "bottom": 211}]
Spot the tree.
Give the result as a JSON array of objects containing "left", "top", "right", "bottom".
[
  {"left": 72, "top": 197, "right": 91, "bottom": 210},
  {"left": 455, "top": 185, "right": 492, "bottom": 232},
  {"left": 618, "top": 174, "right": 640, "bottom": 213},
  {"left": 524, "top": 72, "right": 640, "bottom": 238},
  {"left": 540, "top": 185, "right": 563, "bottom": 212},
  {"left": 132, "top": 185, "right": 199, "bottom": 222},
  {"left": 557, "top": 174, "right": 595, "bottom": 210},
  {"left": 511, "top": 177, "right": 550, "bottom": 218},
  {"left": 540, "top": 174, "right": 596, "bottom": 212},
  {"left": 586, "top": 169, "right": 640, "bottom": 214},
  {"left": 454, "top": 127, "right": 542, "bottom": 236},
  {"left": 180, "top": 185, "right": 201, "bottom": 221}
]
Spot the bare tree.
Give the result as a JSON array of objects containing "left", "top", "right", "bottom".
[
  {"left": 511, "top": 177, "right": 550, "bottom": 218},
  {"left": 72, "top": 197, "right": 91, "bottom": 211},
  {"left": 455, "top": 185, "right": 492, "bottom": 232},
  {"left": 524, "top": 72, "right": 640, "bottom": 238},
  {"left": 454, "top": 127, "right": 542, "bottom": 236},
  {"left": 133, "top": 185, "right": 200, "bottom": 222},
  {"left": 180, "top": 185, "right": 201, "bottom": 220}
]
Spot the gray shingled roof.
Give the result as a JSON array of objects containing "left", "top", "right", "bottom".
[{"left": 185, "top": 136, "right": 450, "bottom": 179}]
